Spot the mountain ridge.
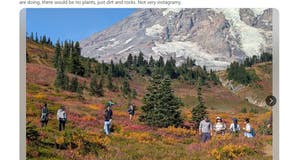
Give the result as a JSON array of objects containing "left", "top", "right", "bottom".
[{"left": 80, "top": 8, "right": 272, "bottom": 70}]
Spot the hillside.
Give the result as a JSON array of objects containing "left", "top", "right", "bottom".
[
  {"left": 217, "top": 62, "right": 272, "bottom": 107},
  {"left": 26, "top": 40, "right": 272, "bottom": 160}
]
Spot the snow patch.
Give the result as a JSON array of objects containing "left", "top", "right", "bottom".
[
  {"left": 98, "top": 40, "right": 120, "bottom": 51},
  {"left": 117, "top": 46, "right": 133, "bottom": 55},
  {"left": 145, "top": 24, "right": 164, "bottom": 37},
  {"left": 152, "top": 41, "right": 230, "bottom": 69},
  {"left": 250, "top": 8, "right": 266, "bottom": 16},
  {"left": 162, "top": 9, "right": 183, "bottom": 16},
  {"left": 124, "top": 38, "right": 133, "bottom": 44},
  {"left": 109, "top": 38, "right": 116, "bottom": 42},
  {"left": 212, "top": 8, "right": 265, "bottom": 57}
]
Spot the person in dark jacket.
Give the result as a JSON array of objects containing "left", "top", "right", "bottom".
[
  {"left": 128, "top": 104, "right": 135, "bottom": 120},
  {"left": 104, "top": 106, "right": 113, "bottom": 135},
  {"left": 40, "top": 103, "right": 49, "bottom": 127}
]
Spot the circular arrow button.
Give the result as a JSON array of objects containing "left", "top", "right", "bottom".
[{"left": 265, "top": 95, "right": 277, "bottom": 106}]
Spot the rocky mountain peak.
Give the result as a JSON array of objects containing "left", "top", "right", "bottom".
[{"left": 80, "top": 8, "right": 272, "bottom": 70}]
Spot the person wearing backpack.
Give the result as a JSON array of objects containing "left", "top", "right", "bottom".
[
  {"left": 128, "top": 104, "right": 135, "bottom": 120},
  {"left": 199, "top": 115, "right": 213, "bottom": 142},
  {"left": 104, "top": 105, "right": 113, "bottom": 135},
  {"left": 40, "top": 103, "right": 49, "bottom": 127},
  {"left": 229, "top": 118, "right": 240, "bottom": 136},
  {"left": 243, "top": 118, "right": 255, "bottom": 138},
  {"left": 213, "top": 116, "right": 226, "bottom": 136},
  {"left": 57, "top": 106, "right": 67, "bottom": 131}
]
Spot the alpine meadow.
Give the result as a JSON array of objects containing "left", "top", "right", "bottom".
[{"left": 26, "top": 8, "right": 274, "bottom": 160}]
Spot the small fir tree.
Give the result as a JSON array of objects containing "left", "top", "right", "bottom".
[
  {"left": 140, "top": 74, "right": 183, "bottom": 127},
  {"left": 191, "top": 79, "right": 208, "bottom": 129}
]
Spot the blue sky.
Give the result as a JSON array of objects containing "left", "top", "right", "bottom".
[{"left": 26, "top": 8, "right": 136, "bottom": 42}]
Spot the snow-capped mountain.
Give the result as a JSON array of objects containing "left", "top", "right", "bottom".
[{"left": 80, "top": 8, "right": 272, "bottom": 70}]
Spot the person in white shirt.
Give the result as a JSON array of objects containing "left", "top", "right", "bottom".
[
  {"left": 57, "top": 106, "right": 67, "bottom": 131},
  {"left": 243, "top": 118, "right": 254, "bottom": 138},
  {"left": 229, "top": 118, "right": 240, "bottom": 135},
  {"left": 214, "top": 117, "right": 226, "bottom": 135}
]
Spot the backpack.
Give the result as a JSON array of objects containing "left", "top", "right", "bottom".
[
  {"left": 40, "top": 113, "right": 47, "bottom": 121},
  {"left": 40, "top": 108, "right": 48, "bottom": 121},
  {"left": 250, "top": 128, "right": 256, "bottom": 137}
]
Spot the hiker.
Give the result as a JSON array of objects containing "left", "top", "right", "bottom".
[
  {"left": 243, "top": 118, "right": 255, "bottom": 138},
  {"left": 104, "top": 105, "right": 113, "bottom": 135},
  {"left": 199, "top": 115, "right": 213, "bottom": 143},
  {"left": 213, "top": 116, "right": 226, "bottom": 135},
  {"left": 57, "top": 106, "right": 67, "bottom": 131},
  {"left": 229, "top": 118, "right": 240, "bottom": 135},
  {"left": 128, "top": 104, "right": 135, "bottom": 120},
  {"left": 40, "top": 103, "right": 49, "bottom": 127}
]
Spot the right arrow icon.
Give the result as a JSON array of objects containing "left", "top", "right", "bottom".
[{"left": 266, "top": 95, "right": 276, "bottom": 106}]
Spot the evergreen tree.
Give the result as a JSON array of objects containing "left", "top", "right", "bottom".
[
  {"left": 90, "top": 75, "right": 104, "bottom": 96},
  {"left": 209, "top": 69, "right": 220, "bottom": 85},
  {"left": 53, "top": 40, "right": 61, "bottom": 68},
  {"left": 133, "top": 55, "right": 138, "bottom": 67},
  {"left": 30, "top": 32, "right": 34, "bottom": 41},
  {"left": 47, "top": 37, "right": 51, "bottom": 46},
  {"left": 35, "top": 32, "right": 39, "bottom": 43},
  {"left": 107, "top": 71, "right": 114, "bottom": 91},
  {"left": 110, "top": 60, "right": 115, "bottom": 76},
  {"left": 260, "top": 52, "right": 272, "bottom": 62},
  {"left": 42, "top": 35, "right": 47, "bottom": 44},
  {"left": 137, "top": 51, "right": 144, "bottom": 67},
  {"left": 70, "top": 41, "right": 85, "bottom": 76},
  {"left": 84, "top": 59, "right": 91, "bottom": 77},
  {"left": 69, "top": 76, "right": 79, "bottom": 92},
  {"left": 126, "top": 54, "right": 133, "bottom": 67},
  {"left": 90, "top": 75, "right": 97, "bottom": 96},
  {"left": 157, "top": 56, "right": 164, "bottom": 68},
  {"left": 186, "top": 57, "right": 195, "bottom": 67},
  {"left": 140, "top": 74, "right": 183, "bottom": 127},
  {"left": 62, "top": 41, "right": 70, "bottom": 71},
  {"left": 191, "top": 80, "right": 207, "bottom": 129},
  {"left": 54, "top": 56, "right": 68, "bottom": 90},
  {"left": 149, "top": 56, "right": 155, "bottom": 67},
  {"left": 121, "top": 77, "right": 131, "bottom": 96},
  {"left": 164, "top": 57, "right": 177, "bottom": 79}
]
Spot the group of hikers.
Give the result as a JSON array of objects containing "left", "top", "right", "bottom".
[
  {"left": 39, "top": 101, "right": 272, "bottom": 142},
  {"left": 40, "top": 103, "right": 67, "bottom": 131},
  {"left": 198, "top": 115, "right": 258, "bottom": 142},
  {"left": 39, "top": 101, "right": 135, "bottom": 134},
  {"left": 101, "top": 101, "right": 136, "bottom": 135}
]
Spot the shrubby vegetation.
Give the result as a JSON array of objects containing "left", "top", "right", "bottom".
[
  {"left": 227, "top": 52, "right": 272, "bottom": 85},
  {"left": 227, "top": 62, "right": 259, "bottom": 85}
]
